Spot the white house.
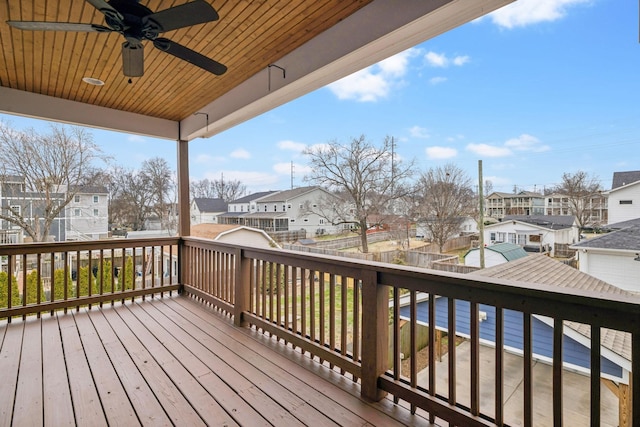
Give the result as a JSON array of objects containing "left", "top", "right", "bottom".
[
  {"left": 190, "top": 198, "right": 228, "bottom": 225},
  {"left": 218, "top": 191, "right": 278, "bottom": 226},
  {"left": 416, "top": 216, "right": 478, "bottom": 240},
  {"left": 65, "top": 186, "right": 109, "bottom": 240},
  {"left": 606, "top": 171, "right": 640, "bottom": 225},
  {"left": 571, "top": 218, "right": 640, "bottom": 293},
  {"left": 483, "top": 215, "right": 579, "bottom": 257},
  {"left": 464, "top": 242, "right": 528, "bottom": 268},
  {"left": 191, "top": 223, "right": 279, "bottom": 249},
  {"left": 244, "top": 186, "right": 345, "bottom": 236}
]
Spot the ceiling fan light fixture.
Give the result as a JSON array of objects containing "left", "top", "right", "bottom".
[{"left": 82, "top": 77, "right": 105, "bottom": 86}]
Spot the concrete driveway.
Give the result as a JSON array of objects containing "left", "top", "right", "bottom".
[{"left": 417, "top": 341, "right": 619, "bottom": 426}]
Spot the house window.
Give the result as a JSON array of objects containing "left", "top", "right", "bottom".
[
  {"left": 93, "top": 195, "right": 99, "bottom": 203},
  {"left": 319, "top": 219, "right": 324, "bottom": 224},
  {"left": 93, "top": 209, "right": 99, "bottom": 216},
  {"left": 264, "top": 206, "right": 267, "bottom": 212},
  {"left": 74, "top": 195, "right": 80, "bottom": 202},
  {"left": 490, "top": 232, "right": 496, "bottom": 241},
  {"left": 508, "top": 233, "right": 516, "bottom": 244},
  {"left": 290, "top": 219, "right": 295, "bottom": 222},
  {"left": 288, "top": 204, "right": 291, "bottom": 209},
  {"left": 620, "top": 200, "right": 633, "bottom": 205},
  {"left": 282, "top": 204, "right": 286, "bottom": 211},
  {"left": 496, "top": 232, "right": 506, "bottom": 242},
  {"left": 75, "top": 209, "right": 81, "bottom": 216},
  {"left": 517, "top": 234, "right": 526, "bottom": 245},
  {"left": 10, "top": 205, "right": 21, "bottom": 216},
  {"left": 234, "top": 206, "right": 237, "bottom": 212},
  {"left": 274, "top": 205, "right": 277, "bottom": 212}
]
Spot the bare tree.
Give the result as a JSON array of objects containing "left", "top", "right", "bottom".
[
  {"left": 303, "top": 135, "right": 415, "bottom": 253},
  {"left": 0, "top": 122, "right": 109, "bottom": 242},
  {"left": 552, "top": 171, "right": 603, "bottom": 230},
  {"left": 414, "top": 164, "right": 475, "bottom": 252},
  {"left": 190, "top": 174, "right": 246, "bottom": 201},
  {"left": 141, "top": 158, "right": 175, "bottom": 231},
  {"left": 108, "top": 166, "right": 153, "bottom": 231}
]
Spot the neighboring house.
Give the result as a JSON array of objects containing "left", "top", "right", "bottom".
[
  {"left": 570, "top": 218, "right": 640, "bottom": 293},
  {"left": 218, "top": 191, "right": 278, "bottom": 226},
  {"left": 243, "top": 186, "right": 345, "bottom": 236},
  {"left": 191, "top": 223, "right": 280, "bottom": 249},
  {"left": 190, "top": 198, "right": 228, "bottom": 225},
  {"left": 66, "top": 185, "right": 109, "bottom": 240},
  {"left": 606, "top": 171, "right": 640, "bottom": 225},
  {"left": 485, "top": 191, "right": 545, "bottom": 220},
  {"left": 416, "top": 216, "right": 477, "bottom": 239},
  {"left": 545, "top": 192, "right": 608, "bottom": 227},
  {"left": 464, "top": 242, "right": 528, "bottom": 267},
  {"left": 483, "top": 215, "right": 579, "bottom": 257}
]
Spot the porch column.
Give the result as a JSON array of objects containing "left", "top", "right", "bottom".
[
  {"left": 177, "top": 139, "right": 190, "bottom": 291},
  {"left": 177, "top": 139, "right": 190, "bottom": 237}
]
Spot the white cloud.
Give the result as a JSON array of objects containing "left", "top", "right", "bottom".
[
  {"left": 327, "top": 48, "right": 417, "bottom": 102},
  {"left": 504, "top": 134, "right": 550, "bottom": 152},
  {"left": 127, "top": 135, "right": 146, "bottom": 143},
  {"left": 466, "top": 143, "right": 512, "bottom": 158},
  {"left": 273, "top": 162, "right": 312, "bottom": 176},
  {"left": 409, "top": 126, "right": 430, "bottom": 139},
  {"left": 277, "top": 140, "right": 307, "bottom": 152},
  {"left": 194, "top": 153, "right": 226, "bottom": 163},
  {"left": 429, "top": 76, "right": 447, "bottom": 85},
  {"left": 425, "top": 51, "right": 471, "bottom": 68},
  {"left": 487, "top": 0, "right": 591, "bottom": 29},
  {"left": 484, "top": 175, "right": 512, "bottom": 187},
  {"left": 425, "top": 146, "right": 458, "bottom": 160},
  {"left": 230, "top": 148, "right": 251, "bottom": 159}
]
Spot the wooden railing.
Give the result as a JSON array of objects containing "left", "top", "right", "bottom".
[
  {"left": 181, "top": 237, "right": 640, "bottom": 427},
  {"left": 0, "top": 238, "right": 180, "bottom": 320},
  {"left": 2, "top": 237, "right": 639, "bottom": 426}
]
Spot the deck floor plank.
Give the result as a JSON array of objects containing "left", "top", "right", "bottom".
[
  {"left": 13, "top": 319, "right": 43, "bottom": 426},
  {"left": 72, "top": 310, "right": 142, "bottom": 426},
  {"left": 85, "top": 309, "right": 174, "bottom": 426},
  {"left": 145, "top": 298, "right": 344, "bottom": 426},
  {"left": 106, "top": 304, "right": 235, "bottom": 427},
  {"left": 56, "top": 314, "right": 107, "bottom": 427},
  {"left": 0, "top": 295, "right": 434, "bottom": 427},
  {"left": 0, "top": 322, "right": 24, "bottom": 426},
  {"left": 42, "top": 315, "right": 75, "bottom": 427},
  {"left": 135, "top": 304, "right": 308, "bottom": 426},
  {"left": 161, "top": 297, "right": 380, "bottom": 427},
  {"left": 122, "top": 302, "right": 277, "bottom": 426}
]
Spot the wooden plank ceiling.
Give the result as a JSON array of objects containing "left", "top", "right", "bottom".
[{"left": 0, "top": 0, "right": 372, "bottom": 122}]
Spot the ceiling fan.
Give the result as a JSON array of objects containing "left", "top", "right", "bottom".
[{"left": 6, "top": 0, "right": 227, "bottom": 78}]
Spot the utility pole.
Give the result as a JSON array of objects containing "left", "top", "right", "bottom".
[
  {"left": 291, "top": 161, "right": 295, "bottom": 189},
  {"left": 478, "top": 160, "right": 485, "bottom": 269}
]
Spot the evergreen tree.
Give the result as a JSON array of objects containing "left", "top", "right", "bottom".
[
  {"left": 95, "top": 259, "right": 116, "bottom": 293},
  {"left": 77, "top": 266, "right": 95, "bottom": 297},
  {"left": 0, "top": 271, "right": 20, "bottom": 308},
  {"left": 25, "top": 270, "right": 46, "bottom": 304},
  {"left": 120, "top": 256, "right": 135, "bottom": 291},
  {"left": 52, "top": 268, "right": 72, "bottom": 301}
]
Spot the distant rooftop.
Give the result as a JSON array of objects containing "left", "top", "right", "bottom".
[
  {"left": 572, "top": 223, "right": 640, "bottom": 251},
  {"left": 193, "top": 198, "right": 228, "bottom": 213},
  {"left": 503, "top": 215, "right": 576, "bottom": 230},
  {"left": 611, "top": 170, "right": 640, "bottom": 189},
  {"left": 230, "top": 191, "right": 279, "bottom": 204},
  {"left": 483, "top": 242, "right": 528, "bottom": 261}
]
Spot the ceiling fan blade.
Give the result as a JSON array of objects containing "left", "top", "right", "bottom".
[
  {"left": 122, "top": 42, "right": 144, "bottom": 77},
  {"left": 153, "top": 38, "right": 226, "bottom": 75},
  {"left": 143, "top": 0, "right": 219, "bottom": 33},
  {"left": 7, "top": 21, "right": 112, "bottom": 32},
  {"left": 85, "top": 0, "right": 124, "bottom": 21}
]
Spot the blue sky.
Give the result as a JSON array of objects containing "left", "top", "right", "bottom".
[{"left": 2, "top": 0, "right": 638, "bottom": 194}]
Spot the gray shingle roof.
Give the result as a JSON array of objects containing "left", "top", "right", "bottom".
[
  {"left": 258, "top": 186, "right": 319, "bottom": 202},
  {"left": 503, "top": 215, "right": 575, "bottom": 230},
  {"left": 193, "top": 198, "right": 227, "bottom": 212},
  {"left": 230, "top": 191, "right": 278, "bottom": 204},
  {"left": 612, "top": 170, "right": 640, "bottom": 189},
  {"left": 572, "top": 224, "right": 640, "bottom": 251},
  {"left": 471, "top": 254, "right": 634, "bottom": 360}
]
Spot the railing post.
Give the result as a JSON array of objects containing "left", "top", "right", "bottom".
[
  {"left": 361, "top": 269, "right": 388, "bottom": 401},
  {"left": 234, "top": 248, "right": 250, "bottom": 327}
]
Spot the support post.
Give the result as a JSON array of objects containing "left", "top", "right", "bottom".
[
  {"left": 177, "top": 139, "right": 190, "bottom": 291},
  {"left": 361, "top": 270, "right": 388, "bottom": 401},
  {"left": 234, "top": 248, "right": 251, "bottom": 327}
]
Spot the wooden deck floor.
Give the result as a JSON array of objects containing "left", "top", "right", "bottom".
[{"left": 0, "top": 295, "right": 433, "bottom": 426}]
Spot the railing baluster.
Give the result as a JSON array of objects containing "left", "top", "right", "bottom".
[
  {"left": 261, "top": 261, "right": 267, "bottom": 323},
  {"left": 410, "top": 290, "right": 417, "bottom": 414},
  {"left": 524, "top": 313, "right": 533, "bottom": 427},
  {"left": 448, "top": 297, "right": 456, "bottom": 409},
  {"left": 393, "top": 287, "right": 400, "bottom": 403},
  {"left": 591, "top": 325, "right": 601, "bottom": 426},
  {"left": 21, "top": 253, "right": 27, "bottom": 320},
  {"left": 553, "top": 318, "right": 563, "bottom": 426},
  {"left": 36, "top": 253, "right": 42, "bottom": 318},
  {"left": 352, "top": 277, "right": 360, "bottom": 382},
  {"left": 310, "top": 270, "right": 316, "bottom": 351},
  {"left": 495, "top": 306, "right": 504, "bottom": 426},
  {"left": 319, "top": 270, "right": 325, "bottom": 363},
  {"left": 301, "top": 268, "right": 307, "bottom": 348},
  {"left": 49, "top": 252, "right": 55, "bottom": 316},
  {"left": 329, "top": 273, "right": 335, "bottom": 369},
  {"left": 428, "top": 292, "right": 436, "bottom": 424},
  {"left": 98, "top": 250, "right": 104, "bottom": 307},
  {"left": 340, "top": 274, "right": 347, "bottom": 375},
  {"left": 276, "top": 263, "right": 282, "bottom": 332},
  {"left": 470, "top": 301, "right": 479, "bottom": 416}
]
